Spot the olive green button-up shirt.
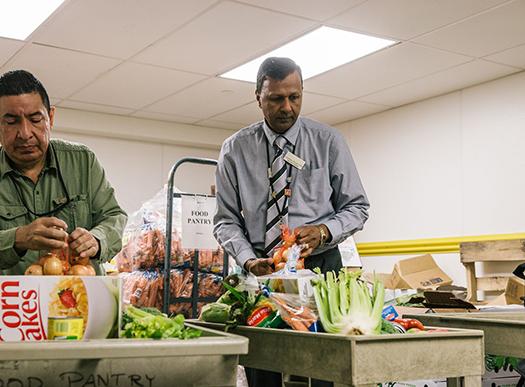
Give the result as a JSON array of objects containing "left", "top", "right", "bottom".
[{"left": 0, "top": 139, "right": 127, "bottom": 274}]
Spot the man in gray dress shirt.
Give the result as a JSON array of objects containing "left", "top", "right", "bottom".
[{"left": 214, "top": 57, "right": 369, "bottom": 277}]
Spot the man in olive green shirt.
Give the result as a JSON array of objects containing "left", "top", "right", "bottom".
[{"left": 0, "top": 70, "right": 127, "bottom": 274}]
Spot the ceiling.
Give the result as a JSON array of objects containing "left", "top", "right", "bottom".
[{"left": 1, "top": 0, "right": 524, "bottom": 130}]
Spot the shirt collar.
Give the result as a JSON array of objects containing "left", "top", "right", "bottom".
[
  {"left": 263, "top": 117, "right": 302, "bottom": 147},
  {"left": 44, "top": 143, "right": 58, "bottom": 172},
  {"left": 0, "top": 145, "right": 57, "bottom": 180},
  {"left": 0, "top": 148, "right": 14, "bottom": 179}
]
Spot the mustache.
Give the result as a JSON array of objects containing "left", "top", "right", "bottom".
[{"left": 14, "top": 142, "right": 39, "bottom": 148}]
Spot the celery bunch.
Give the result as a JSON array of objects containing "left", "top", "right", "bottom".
[{"left": 312, "top": 269, "right": 384, "bottom": 335}]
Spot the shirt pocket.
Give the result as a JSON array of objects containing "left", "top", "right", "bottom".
[
  {"left": 54, "top": 194, "right": 91, "bottom": 232},
  {"left": 0, "top": 205, "right": 28, "bottom": 230},
  {"left": 292, "top": 167, "right": 333, "bottom": 217}
]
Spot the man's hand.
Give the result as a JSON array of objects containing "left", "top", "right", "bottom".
[
  {"left": 68, "top": 228, "right": 99, "bottom": 259},
  {"left": 296, "top": 224, "right": 331, "bottom": 258},
  {"left": 244, "top": 257, "right": 274, "bottom": 276},
  {"left": 15, "top": 217, "right": 68, "bottom": 253}
]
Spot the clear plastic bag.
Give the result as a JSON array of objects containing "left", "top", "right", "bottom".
[
  {"left": 269, "top": 292, "right": 318, "bottom": 331},
  {"left": 114, "top": 185, "right": 183, "bottom": 272}
]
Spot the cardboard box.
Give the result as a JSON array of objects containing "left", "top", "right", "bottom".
[
  {"left": 391, "top": 254, "right": 453, "bottom": 289},
  {"left": 0, "top": 276, "right": 120, "bottom": 341},
  {"left": 364, "top": 254, "right": 453, "bottom": 290}
]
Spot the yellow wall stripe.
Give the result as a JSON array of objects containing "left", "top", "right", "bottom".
[{"left": 356, "top": 233, "right": 525, "bottom": 256}]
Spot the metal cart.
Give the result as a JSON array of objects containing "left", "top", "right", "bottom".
[
  {"left": 163, "top": 157, "right": 227, "bottom": 317},
  {"left": 406, "top": 311, "right": 525, "bottom": 359},
  {"left": 406, "top": 311, "right": 525, "bottom": 385},
  {"left": 0, "top": 324, "right": 248, "bottom": 387},
  {"left": 193, "top": 321, "right": 485, "bottom": 387}
]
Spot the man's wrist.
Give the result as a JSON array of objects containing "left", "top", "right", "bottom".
[
  {"left": 14, "top": 227, "right": 28, "bottom": 256},
  {"left": 244, "top": 258, "right": 256, "bottom": 272},
  {"left": 91, "top": 237, "right": 101, "bottom": 259},
  {"left": 318, "top": 225, "right": 329, "bottom": 247}
]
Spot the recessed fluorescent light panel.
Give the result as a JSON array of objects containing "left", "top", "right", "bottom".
[
  {"left": 221, "top": 26, "right": 397, "bottom": 82},
  {"left": 0, "top": 0, "right": 65, "bottom": 40}
]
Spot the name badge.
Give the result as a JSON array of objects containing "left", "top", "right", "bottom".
[{"left": 283, "top": 151, "right": 305, "bottom": 170}]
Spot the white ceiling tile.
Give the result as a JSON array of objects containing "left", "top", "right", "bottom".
[
  {"left": 195, "top": 119, "right": 245, "bottom": 131},
  {"left": 359, "top": 60, "right": 520, "bottom": 106},
  {"left": 305, "top": 42, "right": 471, "bottom": 99},
  {"left": 32, "top": 0, "right": 218, "bottom": 59},
  {"left": 131, "top": 111, "right": 200, "bottom": 124},
  {"left": 307, "top": 100, "right": 390, "bottom": 125},
  {"left": 0, "top": 38, "right": 24, "bottom": 67},
  {"left": 211, "top": 101, "right": 260, "bottom": 125},
  {"left": 484, "top": 43, "right": 525, "bottom": 69},
  {"left": 301, "top": 92, "right": 347, "bottom": 114},
  {"left": 133, "top": 1, "right": 316, "bottom": 75},
  {"left": 236, "top": 0, "right": 362, "bottom": 21},
  {"left": 1, "top": 44, "right": 120, "bottom": 99},
  {"left": 414, "top": 0, "right": 525, "bottom": 57},
  {"left": 58, "top": 100, "right": 135, "bottom": 116},
  {"left": 328, "top": 0, "right": 508, "bottom": 40},
  {"left": 203, "top": 91, "right": 345, "bottom": 125},
  {"left": 146, "top": 77, "right": 255, "bottom": 119},
  {"left": 70, "top": 62, "right": 206, "bottom": 109}
]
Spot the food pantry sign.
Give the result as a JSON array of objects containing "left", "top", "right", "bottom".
[{"left": 181, "top": 195, "right": 218, "bottom": 250}]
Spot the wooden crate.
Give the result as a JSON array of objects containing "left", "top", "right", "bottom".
[{"left": 460, "top": 239, "right": 525, "bottom": 302}]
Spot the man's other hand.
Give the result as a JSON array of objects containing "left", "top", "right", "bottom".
[
  {"left": 244, "top": 257, "right": 274, "bottom": 276},
  {"left": 68, "top": 227, "right": 99, "bottom": 259},
  {"left": 15, "top": 217, "right": 68, "bottom": 253}
]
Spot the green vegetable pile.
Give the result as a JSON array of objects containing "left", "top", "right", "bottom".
[
  {"left": 122, "top": 305, "right": 202, "bottom": 339},
  {"left": 199, "top": 274, "right": 264, "bottom": 328},
  {"left": 312, "top": 269, "right": 385, "bottom": 335}
]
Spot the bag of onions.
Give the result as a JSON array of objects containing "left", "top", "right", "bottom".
[{"left": 25, "top": 248, "right": 97, "bottom": 276}]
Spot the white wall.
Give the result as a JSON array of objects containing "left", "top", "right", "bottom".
[
  {"left": 337, "top": 70, "right": 525, "bottom": 286},
  {"left": 52, "top": 108, "right": 231, "bottom": 215}
]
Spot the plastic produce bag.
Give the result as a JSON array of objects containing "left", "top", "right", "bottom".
[
  {"left": 269, "top": 292, "right": 318, "bottom": 331},
  {"left": 114, "top": 186, "right": 183, "bottom": 272}
]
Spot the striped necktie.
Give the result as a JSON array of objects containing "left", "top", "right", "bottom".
[{"left": 264, "top": 135, "right": 289, "bottom": 256}]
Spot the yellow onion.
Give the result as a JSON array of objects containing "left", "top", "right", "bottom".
[
  {"left": 68, "top": 265, "right": 92, "bottom": 276},
  {"left": 43, "top": 256, "right": 64, "bottom": 275},
  {"left": 25, "top": 264, "right": 43, "bottom": 275}
]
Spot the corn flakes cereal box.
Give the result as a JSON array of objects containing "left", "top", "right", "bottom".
[{"left": 0, "top": 276, "right": 119, "bottom": 341}]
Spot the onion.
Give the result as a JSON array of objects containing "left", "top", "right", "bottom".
[
  {"left": 25, "top": 264, "right": 43, "bottom": 275},
  {"left": 84, "top": 265, "right": 96, "bottom": 276},
  {"left": 69, "top": 265, "right": 92, "bottom": 276},
  {"left": 43, "top": 256, "right": 64, "bottom": 275},
  {"left": 38, "top": 252, "right": 60, "bottom": 266}
]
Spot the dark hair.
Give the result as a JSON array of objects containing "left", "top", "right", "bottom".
[
  {"left": 256, "top": 57, "right": 303, "bottom": 94},
  {"left": 0, "top": 70, "right": 50, "bottom": 112}
]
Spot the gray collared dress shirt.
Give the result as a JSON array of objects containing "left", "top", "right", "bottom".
[{"left": 214, "top": 116, "right": 369, "bottom": 267}]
